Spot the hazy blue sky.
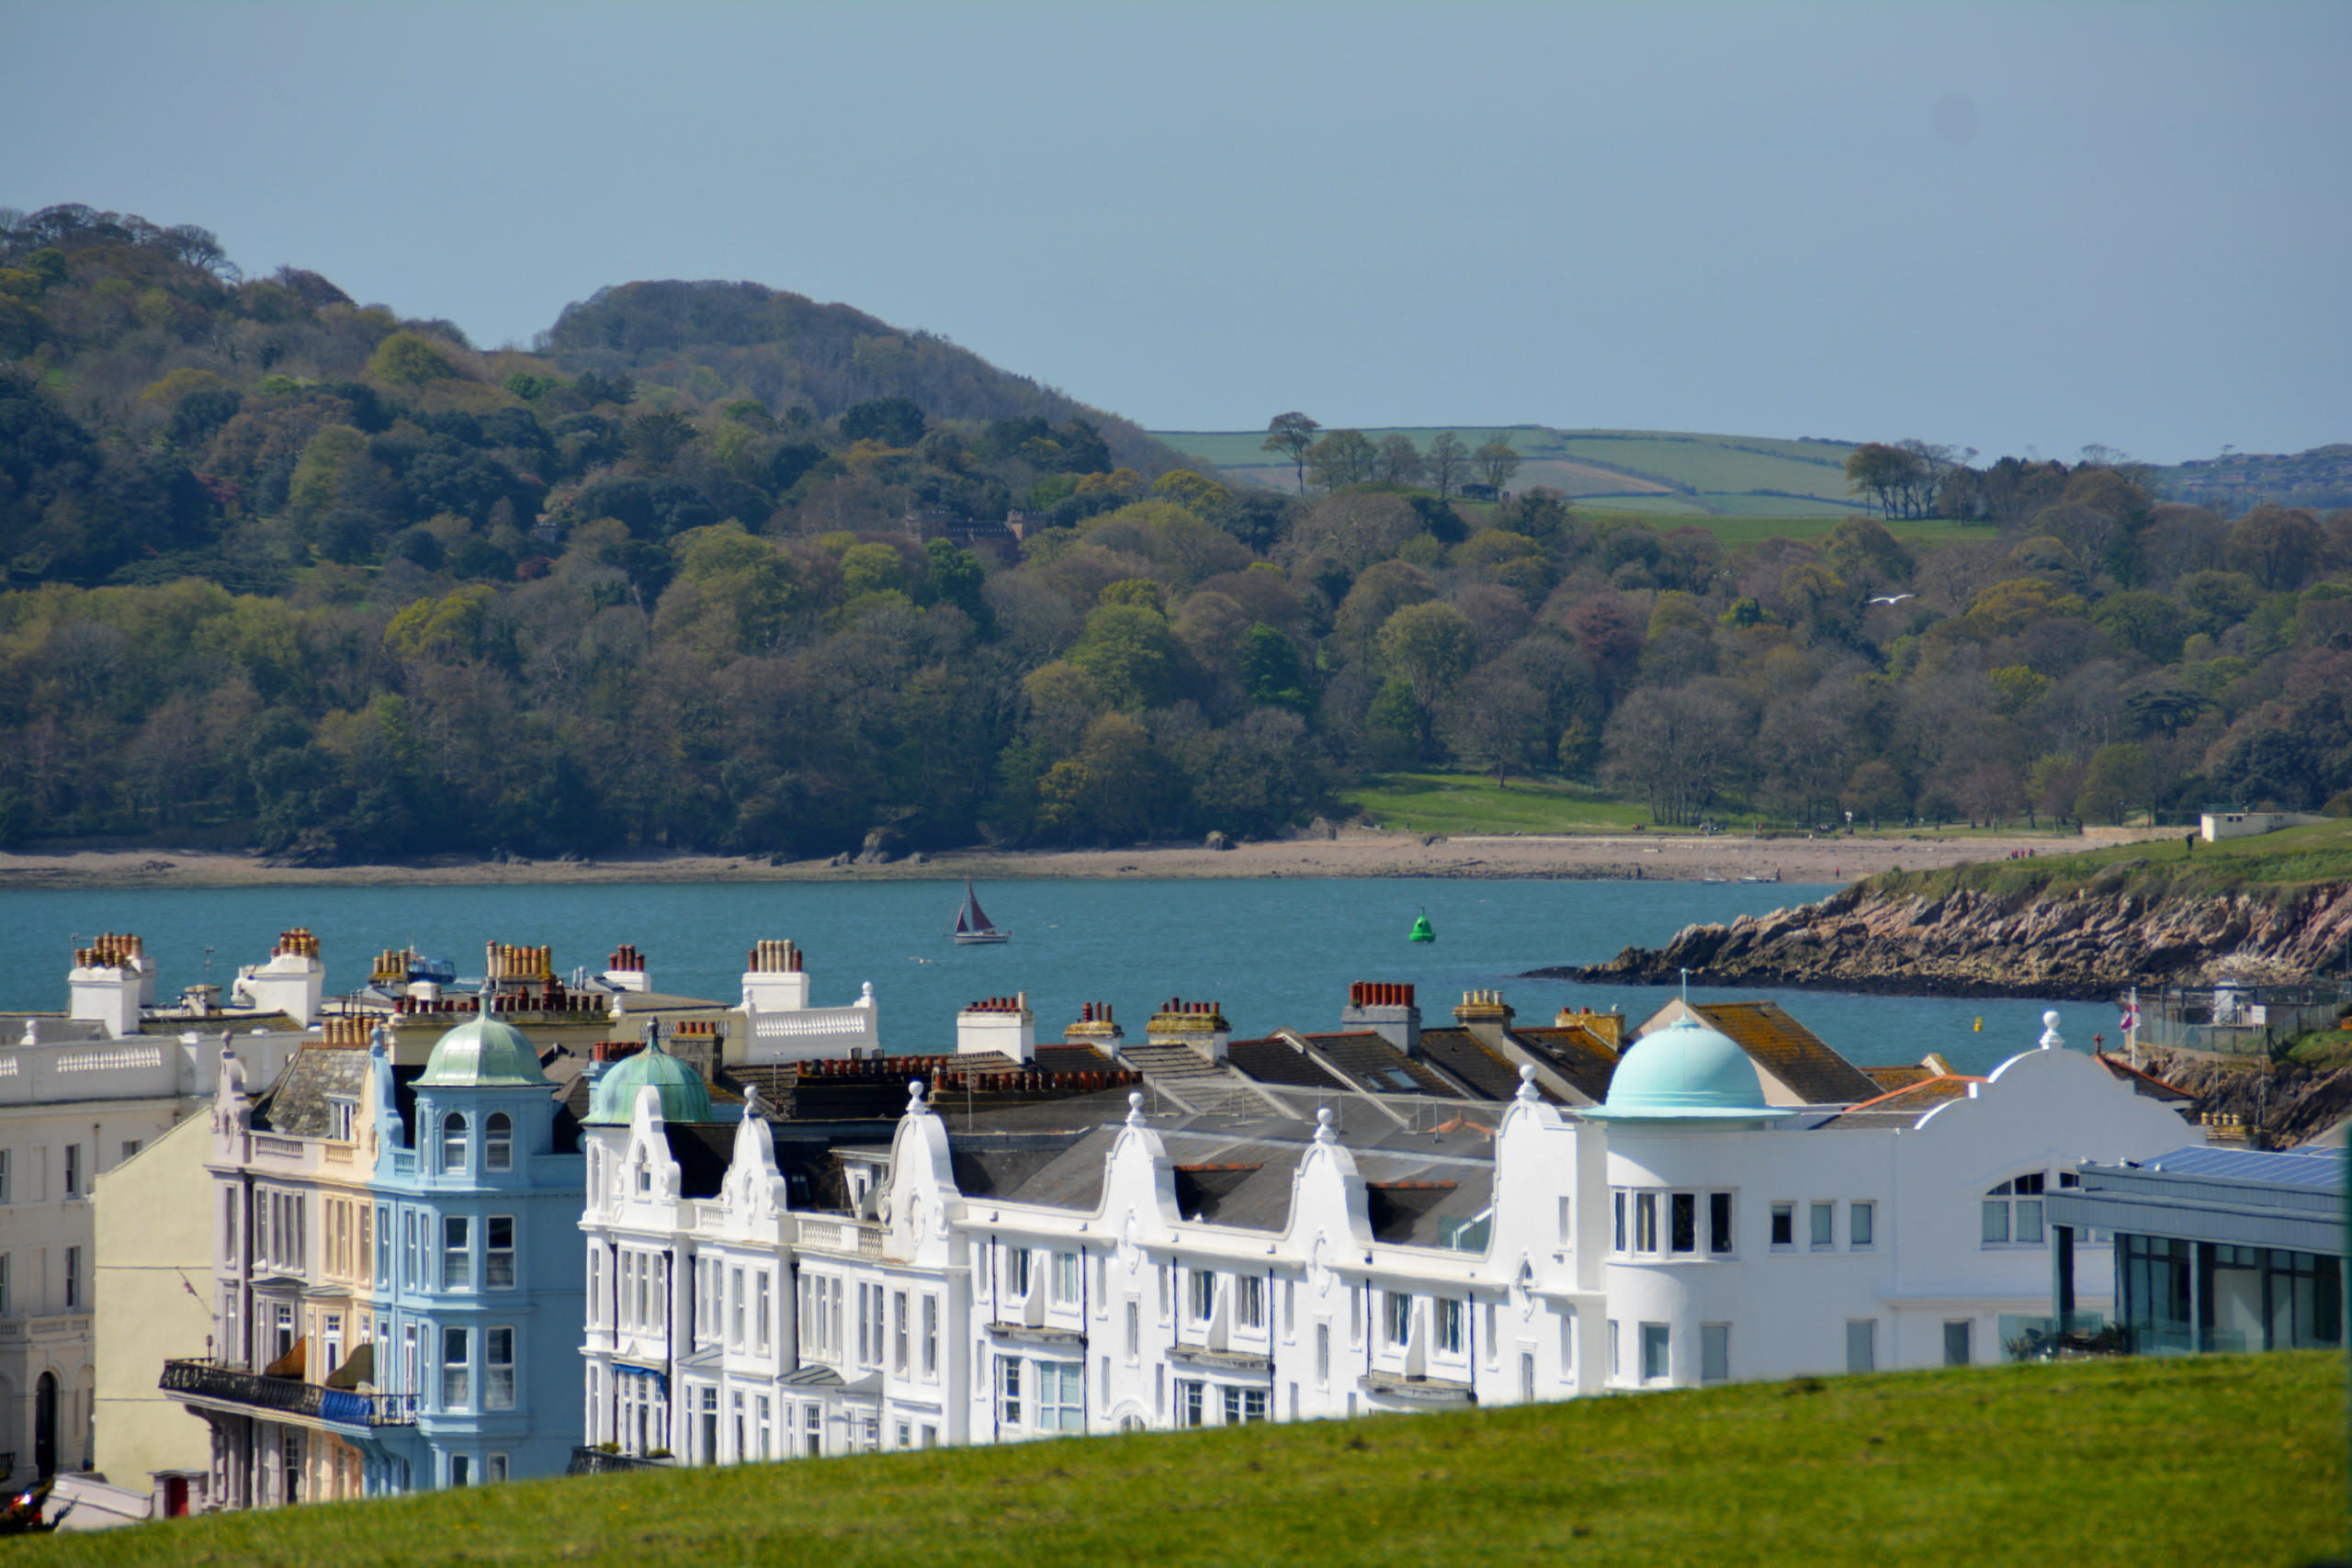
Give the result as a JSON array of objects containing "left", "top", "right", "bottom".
[{"left": 6, "top": 2, "right": 2346, "bottom": 463}]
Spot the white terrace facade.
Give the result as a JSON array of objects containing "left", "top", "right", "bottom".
[{"left": 578, "top": 1012, "right": 2197, "bottom": 1465}]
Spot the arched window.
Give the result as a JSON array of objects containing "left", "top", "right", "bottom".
[
  {"left": 441, "top": 1112, "right": 469, "bottom": 1174},
  {"left": 484, "top": 1112, "right": 513, "bottom": 1173},
  {"left": 1984, "top": 1173, "right": 2045, "bottom": 1245}
]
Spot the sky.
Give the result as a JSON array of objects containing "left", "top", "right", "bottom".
[{"left": 5, "top": 2, "right": 2346, "bottom": 466}]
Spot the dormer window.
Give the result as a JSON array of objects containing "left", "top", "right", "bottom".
[
  {"left": 328, "top": 1098, "right": 357, "bottom": 1142},
  {"left": 485, "top": 1112, "right": 513, "bottom": 1172},
  {"left": 441, "top": 1112, "right": 469, "bottom": 1174}
]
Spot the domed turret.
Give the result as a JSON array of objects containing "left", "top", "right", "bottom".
[
  {"left": 584, "top": 1034, "right": 710, "bottom": 1125},
  {"left": 1582, "top": 1017, "right": 1792, "bottom": 1123},
  {"left": 418, "top": 1003, "right": 548, "bottom": 1088}
]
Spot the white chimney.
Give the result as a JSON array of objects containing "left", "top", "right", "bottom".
[
  {"left": 741, "top": 938, "right": 810, "bottom": 1013},
  {"left": 957, "top": 992, "right": 1035, "bottom": 1064},
  {"left": 603, "top": 942, "right": 651, "bottom": 994},
  {"left": 234, "top": 928, "right": 324, "bottom": 1026},
  {"left": 69, "top": 935, "right": 145, "bottom": 1039},
  {"left": 1148, "top": 998, "right": 1230, "bottom": 1063}
]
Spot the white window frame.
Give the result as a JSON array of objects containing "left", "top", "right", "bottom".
[
  {"left": 1434, "top": 1297, "right": 1464, "bottom": 1356},
  {"left": 1236, "top": 1274, "right": 1264, "bottom": 1330},
  {"left": 485, "top": 1326, "right": 515, "bottom": 1409}
]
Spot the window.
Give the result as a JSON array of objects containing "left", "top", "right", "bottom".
[
  {"left": 1612, "top": 1190, "right": 1625, "bottom": 1251},
  {"left": 120, "top": 1137, "right": 143, "bottom": 1164},
  {"left": 1943, "top": 1320, "right": 1973, "bottom": 1366},
  {"left": 1384, "top": 1291, "right": 1412, "bottom": 1347},
  {"left": 891, "top": 1290, "right": 907, "bottom": 1373},
  {"left": 734, "top": 1269, "right": 747, "bottom": 1347},
  {"left": 855, "top": 1282, "right": 871, "bottom": 1363},
  {"left": 1669, "top": 1192, "right": 1696, "bottom": 1254},
  {"left": 1315, "top": 1322, "right": 1330, "bottom": 1384},
  {"left": 1008, "top": 1247, "right": 1033, "bottom": 1301},
  {"left": 1634, "top": 1192, "right": 1657, "bottom": 1252},
  {"left": 1608, "top": 1319, "right": 1621, "bottom": 1377},
  {"left": 485, "top": 1112, "right": 513, "bottom": 1173},
  {"left": 441, "top": 1113, "right": 468, "bottom": 1174},
  {"left": 1701, "top": 1325, "right": 1729, "bottom": 1382},
  {"left": 997, "top": 1356, "right": 1024, "bottom": 1426},
  {"left": 64, "top": 1143, "right": 80, "bottom": 1198},
  {"left": 1125, "top": 1300, "right": 1140, "bottom": 1360},
  {"left": 444, "top": 1215, "right": 471, "bottom": 1290},
  {"left": 1039, "top": 1361, "right": 1084, "bottom": 1431},
  {"left": 0, "top": 1149, "right": 9, "bottom": 1203},
  {"left": 1810, "top": 1202, "right": 1835, "bottom": 1248},
  {"left": 1176, "top": 1379, "right": 1205, "bottom": 1428},
  {"left": 923, "top": 1294, "right": 939, "bottom": 1377},
  {"left": 699, "top": 1388, "right": 718, "bottom": 1463},
  {"left": 1560, "top": 1308, "right": 1576, "bottom": 1377},
  {"left": 1435, "top": 1297, "right": 1464, "bottom": 1355},
  {"left": 1237, "top": 1275, "right": 1264, "bottom": 1330},
  {"left": 1283, "top": 1278, "right": 1295, "bottom": 1334},
  {"left": 1520, "top": 1351, "right": 1536, "bottom": 1402},
  {"left": 1223, "top": 1385, "right": 1267, "bottom": 1424},
  {"left": 486, "top": 1453, "right": 508, "bottom": 1483},
  {"left": 1640, "top": 1323, "right": 1668, "bottom": 1382},
  {"left": 1157, "top": 1263, "right": 1169, "bottom": 1321},
  {"left": 1190, "top": 1269, "right": 1216, "bottom": 1325},
  {"left": 64, "top": 1245, "right": 81, "bottom": 1308},
  {"left": 449, "top": 1454, "right": 469, "bottom": 1488},
  {"left": 378, "top": 1206, "right": 391, "bottom": 1283},
  {"left": 1770, "top": 1203, "right": 1793, "bottom": 1247},
  {"left": 442, "top": 1326, "right": 470, "bottom": 1408},
  {"left": 331, "top": 1099, "right": 356, "bottom": 1142},
  {"left": 1846, "top": 1319, "right": 1875, "bottom": 1373},
  {"left": 1709, "top": 1193, "right": 1734, "bottom": 1255},
  {"left": 1850, "top": 1202, "right": 1874, "bottom": 1248},
  {"left": 0, "top": 1253, "right": 10, "bottom": 1315},
  {"left": 1984, "top": 1175, "right": 2045, "bottom": 1245},
  {"left": 1559, "top": 1195, "right": 1575, "bottom": 1248},
  {"left": 805, "top": 1403, "right": 822, "bottom": 1457},
  {"left": 485, "top": 1327, "right": 515, "bottom": 1409},
  {"left": 762, "top": 1275, "right": 775, "bottom": 1355},
  {"left": 486, "top": 1216, "right": 515, "bottom": 1288},
  {"left": 757, "top": 1396, "right": 773, "bottom": 1459},
  {"left": 1053, "top": 1251, "right": 1079, "bottom": 1304}
]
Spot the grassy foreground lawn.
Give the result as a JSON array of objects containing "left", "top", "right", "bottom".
[
  {"left": 1340, "top": 772, "right": 1657, "bottom": 835},
  {"left": 26, "top": 1354, "right": 2344, "bottom": 1567}
]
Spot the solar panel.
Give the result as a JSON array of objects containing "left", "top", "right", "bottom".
[{"left": 2142, "top": 1145, "right": 2346, "bottom": 1190}]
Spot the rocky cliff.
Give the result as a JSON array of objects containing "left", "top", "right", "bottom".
[
  {"left": 1541, "top": 881, "right": 2352, "bottom": 1000},
  {"left": 2132, "top": 1046, "right": 2352, "bottom": 1149}
]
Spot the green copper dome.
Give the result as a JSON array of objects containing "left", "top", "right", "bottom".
[
  {"left": 584, "top": 1041, "right": 710, "bottom": 1125},
  {"left": 1582, "top": 1018, "right": 1792, "bottom": 1123},
  {"left": 418, "top": 1010, "right": 548, "bottom": 1088}
]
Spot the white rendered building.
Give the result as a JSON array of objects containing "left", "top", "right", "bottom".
[{"left": 576, "top": 1009, "right": 2196, "bottom": 1463}]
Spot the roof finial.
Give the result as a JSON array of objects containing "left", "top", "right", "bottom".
[
  {"left": 742, "top": 1081, "right": 763, "bottom": 1120},
  {"left": 1516, "top": 1062, "right": 1541, "bottom": 1104},
  {"left": 2039, "top": 1010, "right": 2064, "bottom": 1051},
  {"left": 1315, "top": 1105, "right": 1337, "bottom": 1145},
  {"left": 1125, "top": 1089, "right": 1146, "bottom": 1128},
  {"left": 1679, "top": 966, "right": 1690, "bottom": 1005},
  {"left": 908, "top": 1077, "right": 929, "bottom": 1114}
]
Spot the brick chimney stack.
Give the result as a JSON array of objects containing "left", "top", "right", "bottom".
[
  {"left": 1147, "top": 998, "right": 1229, "bottom": 1063},
  {"left": 1341, "top": 981, "right": 1420, "bottom": 1055}
]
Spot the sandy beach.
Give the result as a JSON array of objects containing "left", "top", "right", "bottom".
[{"left": 0, "top": 827, "right": 2177, "bottom": 893}]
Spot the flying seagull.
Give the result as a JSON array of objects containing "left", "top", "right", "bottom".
[{"left": 1868, "top": 593, "right": 1915, "bottom": 604}]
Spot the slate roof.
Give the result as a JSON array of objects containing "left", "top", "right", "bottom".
[
  {"left": 1283, "top": 1032, "right": 1466, "bottom": 1100},
  {"left": 1414, "top": 1027, "right": 1549, "bottom": 1103},
  {"left": 1502, "top": 1026, "right": 1620, "bottom": 1103},
  {"left": 1860, "top": 1063, "right": 1938, "bottom": 1091},
  {"left": 1224, "top": 1037, "right": 1350, "bottom": 1091},
  {"left": 1691, "top": 1001, "right": 1883, "bottom": 1104},
  {"left": 249, "top": 1044, "right": 368, "bottom": 1137}
]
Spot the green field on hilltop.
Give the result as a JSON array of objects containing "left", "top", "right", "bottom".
[
  {"left": 1343, "top": 772, "right": 1678, "bottom": 836},
  {"left": 22, "top": 1354, "right": 2341, "bottom": 1567},
  {"left": 1872, "top": 818, "right": 2352, "bottom": 904}
]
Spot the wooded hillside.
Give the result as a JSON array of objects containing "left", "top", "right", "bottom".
[{"left": 2, "top": 204, "right": 2348, "bottom": 865}]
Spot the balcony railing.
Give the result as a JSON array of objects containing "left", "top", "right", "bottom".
[
  {"left": 160, "top": 1359, "right": 418, "bottom": 1427},
  {"left": 568, "top": 1447, "right": 670, "bottom": 1477}
]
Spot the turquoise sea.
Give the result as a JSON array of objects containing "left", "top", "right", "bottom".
[{"left": 0, "top": 879, "right": 2113, "bottom": 1077}]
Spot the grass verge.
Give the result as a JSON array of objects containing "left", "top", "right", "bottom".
[
  {"left": 1340, "top": 772, "right": 1657, "bottom": 836},
  {"left": 23, "top": 1354, "right": 2344, "bottom": 1567},
  {"left": 1862, "top": 818, "right": 2352, "bottom": 906}
]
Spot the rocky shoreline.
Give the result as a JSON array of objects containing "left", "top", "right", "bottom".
[{"left": 1536, "top": 879, "right": 2352, "bottom": 1001}]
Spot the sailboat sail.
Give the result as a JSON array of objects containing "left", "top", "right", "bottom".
[{"left": 964, "top": 883, "right": 996, "bottom": 932}]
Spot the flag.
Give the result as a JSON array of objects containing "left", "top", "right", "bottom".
[{"left": 2120, "top": 1000, "right": 2138, "bottom": 1032}]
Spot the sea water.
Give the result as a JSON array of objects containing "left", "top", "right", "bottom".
[{"left": 0, "top": 879, "right": 2109, "bottom": 1077}]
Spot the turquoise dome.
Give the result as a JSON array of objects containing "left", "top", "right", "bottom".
[
  {"left": 584, "top": 1042, "right": 710, "bottom": 1125},
  {"left": 1583, "top": 1018, "right": 1792, "bottom": 1122},
  {"left": 418, "top": 1011, "right": 548, "bottom": 1088}
]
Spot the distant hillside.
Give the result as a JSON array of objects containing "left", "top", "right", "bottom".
[
  {"left": 547, "top": 280, "right": 1190, "bottom": 477},
  {"left": 2144, "top": 443, "right": 2352, "bottom": 515},
  {"left": 1157, "top": 426, "right": 1863, "bottom": 516}
]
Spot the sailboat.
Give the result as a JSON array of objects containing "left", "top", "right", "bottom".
[{"left": 952, "top": 880, "right": 1010, "bottom": 945}]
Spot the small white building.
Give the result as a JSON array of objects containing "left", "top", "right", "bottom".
[
  {"left": 2200, "top": 809, "right": 2330, "bottom": 841},
  {"left": 573, "top": 1008, "right": 2195, "bottom": 1464}
]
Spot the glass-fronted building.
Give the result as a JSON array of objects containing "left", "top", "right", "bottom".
[{"left": 2047, "top": 1145, "right": 2344, "bottom": 1355}]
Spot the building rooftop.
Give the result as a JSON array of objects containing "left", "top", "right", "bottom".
[{"left": 1687, "top": 1000, "right": 1883, "bottom": 1104}]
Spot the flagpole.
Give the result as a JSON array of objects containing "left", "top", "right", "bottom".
[{"left": 2127, "top": 985, "right": 2140, "bottom": 1069}]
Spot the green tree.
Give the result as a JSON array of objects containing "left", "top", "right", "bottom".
[
  {"left": 841, "top": 396, "right": 925, "bottom": 447},
  {"left": 626, "top": 411, "right": 699, "bottom": 471},
  {"left": 2074, "top": 742, "right": 2163, "bottom": 825},
  {"left": 1377, "top": 601, "right": 1476, "bottom": 751},
  {"left": 1473, "top": 434, "right": 1523, "bottom": 492},
  {"left": 1374, "top": 434, "right": 1425, "bottom": 486},
  {"left": 1424, "top": 433, "right": 1468, "bottom": 501},
  {"left": 368, "top": 331, "right": 456, "bottom": 385},
  {"left": 1238, "top": 623, "right": 1311, "bottom": 712},
  {"left": 1262, "top": 412, "right": 1320, "bottom": 494},
  {"left": 840, "top": 543, "right": 908, "bottom": 598},
  {"left": 1843, "top": 443, "right": 1924, "bottom": 518},
  {"left": 1069, "top": 602, "right": 1181, "bottom": 711},
  {"left": 1306, "top": 429, "right": 1376, "bottom": 492},
  {"left": 921, "top": 538, "right": 987, "bottom": 624},
  {"left": 2092, "top": 592, "right": 2186, "bottom": 664}
]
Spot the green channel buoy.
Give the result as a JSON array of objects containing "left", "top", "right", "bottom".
[{"left": 1408, "top": 910, "right": 1436, "bottom": 943}]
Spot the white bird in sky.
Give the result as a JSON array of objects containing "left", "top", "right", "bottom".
[{"left": 1868, "top": 593, "right": 1916, "bottom": 604}]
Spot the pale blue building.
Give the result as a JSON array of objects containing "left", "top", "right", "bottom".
[{"left": 356, "top": 1006, "right": 585, "bottom": 1492}]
